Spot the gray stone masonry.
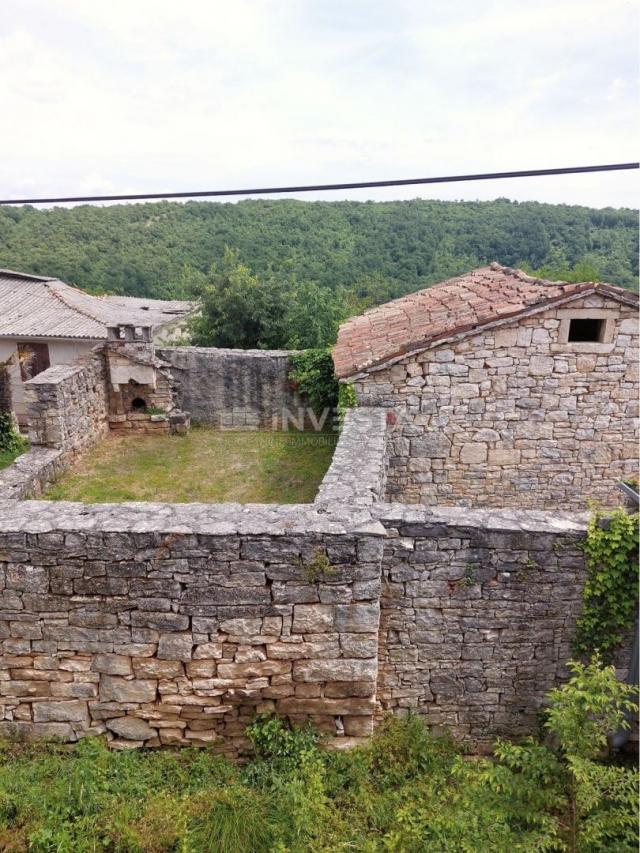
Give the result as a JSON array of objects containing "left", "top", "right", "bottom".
[
  {"left": 354, "top": 294, "right": 639, "bottom": 509},
  {"left": 373, "top": 503, "right": 596, "bottom": 749},
  {"left": 0, "top": 389, "right": 633, "bottom": 753},
  {"left": 315, "top": 408, "right": 388, "bottom": 507},
  {"left": 24, "top": 349, "right": 109, "bottom": 452},
  {"left": 158, "top": 347, "right": 304, "bottom": 429},
  {"left": 0, "top": 500, "right": 384, "bottom": 753}
]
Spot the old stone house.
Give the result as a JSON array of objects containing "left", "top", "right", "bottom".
[
  {"left": 0, "top": 268, "right": 194, "bottom": 425},
  {"left": 333, "top": 263, "right": 639, "bottom": 510}
]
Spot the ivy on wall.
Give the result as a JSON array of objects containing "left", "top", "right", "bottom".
[{"left": 573, "top": 508, "right": 639, "bottom": 661}]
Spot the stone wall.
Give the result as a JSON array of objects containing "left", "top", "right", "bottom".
[
  {"left": 24, "top": 349, "right": 109, "bottom": 452},
  {"left": 0, "top": 393, "right": 633, "bottom": 753},
  {"left": 314, "top": 407, "right": 389, "bottom": 508},
  {"left": 374, "top": 503, "right": 592, "bottom": 749},
  {"left": 158, "top": 347, "right": 303, "bottom": 429},
  {"left": 354, "top": 294, "right": 638, "bottom": 509},
  {"left": 0, "top": 500, "right": 383, "bottom": 752}
]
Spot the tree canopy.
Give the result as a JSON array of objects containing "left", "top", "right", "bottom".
[{"left": 0, "top": 197, "right": 636, "bottom": 304}]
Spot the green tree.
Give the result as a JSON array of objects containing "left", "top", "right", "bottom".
[{"left": 188, "top": 249, "right": 289, "bottom": 349}]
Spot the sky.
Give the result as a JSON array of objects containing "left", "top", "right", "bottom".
[{"left": 1, "top": 0, "right": 638, "bottom": 209}]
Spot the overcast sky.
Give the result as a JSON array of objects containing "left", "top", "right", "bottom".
[{"left": 1, "top": 0, "right": 638, "bottom": 209}]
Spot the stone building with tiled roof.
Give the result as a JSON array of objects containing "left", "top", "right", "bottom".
[
  {"left": 333, "top": 263, "right": 639, "bottom": 510},
  {"left": 0, "top": 268, "right": 195, "bottom": 424}
]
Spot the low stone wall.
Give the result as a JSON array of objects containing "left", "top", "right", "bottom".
[
  {"left": 158, "top": 347, "right": 303, "bottom": 429},
  {"left": 315, "top": 408, "right": 389, "bottom": 507},
  {"left": 0, "top": 448, "right": 66, "bottom": 500},
  {"left": 0, "top": 389, "right": 632, "bottom": 753},
  {"left": 24, "top": 349, "right": 109, "bottom": 452},
  {"left": 374, "top": 504, "right": 592, "bottom": 749},
  {"left": 0, "top": 501, "right": 383, "bottom": 752}
]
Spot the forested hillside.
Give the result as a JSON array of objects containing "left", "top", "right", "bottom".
[{"left": 0, "top": 198, "right": 637, "bottom": 301}]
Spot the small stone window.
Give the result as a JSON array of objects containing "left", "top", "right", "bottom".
[
  {"left": 131, "top": 397, "right": 147, "bottom": 412},
  {"left": 567, "top": 318, "right": 605, "bottom": 343}
]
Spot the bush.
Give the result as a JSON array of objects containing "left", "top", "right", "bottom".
[
  {"left": 573, "top": 509, "right": 639, "bottom": 660},
  {"left": 0, "top": 411, "right": 26, "bottom": 455},
  {"left": 288, "top": 349, "right": 339, "bottom": 415}
]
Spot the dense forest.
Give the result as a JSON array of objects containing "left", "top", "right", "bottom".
[{"left": 0, "top": 198, "right": 637, "bottom": 303}]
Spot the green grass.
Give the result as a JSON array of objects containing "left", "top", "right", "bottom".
[
  {"left": 45, "top": 427, "right": 338, "bottom": 503},
  {"left": 0, "top": 443, "right": 27, "bottom": 470}
]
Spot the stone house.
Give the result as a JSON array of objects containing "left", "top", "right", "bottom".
[
  {"left": 0, "top": 268, "right": 194, "bottom": 425},
  {"left": 333, "top": 263, "right": 639, "bottom": 510}
]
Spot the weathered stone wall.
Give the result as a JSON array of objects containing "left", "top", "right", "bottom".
[
  {"left": 354, "top": 294, "right": 638, "bottom": 509},
  {"left": 158, "top": 347, "right": 303, "bottom": 429},
  {"left": 0, "top": 399, "right": 632, "bottom": 753},
  {"left": 314, "top": 408, "right": 389, "bottom": 508},
  {"left": 0, "top": 501, "right": 383, "bottom": 752},
  {"left": 24, "top": 349, "right": 109, "bottom": 452},
  {"left": 374, "top": 504, "right": 595, "bottom": 749},
  {"left": 0, "top": 448, "right": 67, "bottom": 500}
]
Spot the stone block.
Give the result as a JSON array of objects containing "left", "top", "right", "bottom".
[
  {"left": 334, "top": 603, "right": 380, "bottom": 633},
  {"left": 106, "top": 715, "right": 155, "bottom": 741},
  {"left": 132, "top": 659, "right": 184, "bottom": 678},
  {"left": 460, "top": 443, "right": 488, "bottom": 464},
  {"left": 343, "top": 715, "right": 374, "bottom": 737},
  {"left": 91, "top": 654, "right": 133, "bottom": 676},
  {"left": 292, "top": 658, "right": 377, "bottom": 683},
  {"left": 100, "top": 676, "right": 157, "bottom": 703},
  {"left": 157, "top": 633, "right": 193, "bottom": 661},
  {"left": 292, "top": 604, "right": 334, "bottom": 633},
  {"left": 33, "top": 700, "right": 88, "bottom": 723}
]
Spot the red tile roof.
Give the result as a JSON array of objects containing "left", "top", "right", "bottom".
[{"left": 332, "top": 263, "right": 637, "bottom": 379}]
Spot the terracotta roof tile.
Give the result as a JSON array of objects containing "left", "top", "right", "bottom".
[{"left": 332, "top": 263, "right": 637, "bottom": 378}]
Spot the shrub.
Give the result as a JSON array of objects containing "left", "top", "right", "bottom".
[
  {"left": 288, "top": 349, "right": 339, "bottom": 415},
  {"left": 0, "top": 411, "right": 26, "bottom": 455}
]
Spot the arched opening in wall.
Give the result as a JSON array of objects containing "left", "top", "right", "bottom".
[{"left": 131, "top": 397, "right": 147, "bottom": 412}]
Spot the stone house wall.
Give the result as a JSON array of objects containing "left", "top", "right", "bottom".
[
  {"left": 158, "top": 347, "right": 303, "bottom": 429},
  {"left": 24, "top": 348, "right": 109, "bottom": 453},
  {"left": 354, "top": 294, "right": 638, "bottom": 509}
]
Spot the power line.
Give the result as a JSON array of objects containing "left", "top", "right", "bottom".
[{"left": 0, "top": 162, "right": 637, "bottom": 206}]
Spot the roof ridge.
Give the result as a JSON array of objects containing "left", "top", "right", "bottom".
[
  {"left": 46, "top": 280, "right": 107, "bottom": 327},
  {"left": 0, "top": 267, "right": 56, "bottom": 282}
]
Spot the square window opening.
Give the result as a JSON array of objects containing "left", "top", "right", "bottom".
[{"left": 568, "top": 318, "right": 605, "bottom": 343}]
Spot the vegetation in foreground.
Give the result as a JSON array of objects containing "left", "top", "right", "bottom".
[
  {"left": 0, "top": 658, "right": 636, "bottom": 852},
  {"left": 44, "top": 428, "right": 338, "bottom": 504}
]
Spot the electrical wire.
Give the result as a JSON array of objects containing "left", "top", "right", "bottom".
[{"left": 0, "top": 162, "right": 637, "bottom": 206}]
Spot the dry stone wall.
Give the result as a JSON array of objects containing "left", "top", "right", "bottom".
[
  {"left": 354, "top": 294, "right": 638, "bottom": 509},
  {"left": 24, "top": 349, "right": 109, "bottom": 452},
  {"left": 158, "top": 347, "right": 303, "bottom": 429},
  {"left": 0, "top": 400, "right": 632, "bottom": 753},
  {"left": 0, "top": 500, "right": 384, "bottom": 752},
  {"left": 374, "top": 503, "right": 593, "bottom": 749}
]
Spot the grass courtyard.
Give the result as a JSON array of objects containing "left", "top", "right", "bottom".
[{"left": 45, "top": 427, "right": 338, "bottom": 504}]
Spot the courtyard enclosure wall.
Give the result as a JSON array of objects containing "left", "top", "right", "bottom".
[
  {"left": 354, "top": 294, "right": 639, "bottom": 510},
  {"left": 0, "top": 349, "right": 110, "bottom": 499},
  {"left": 158, "top": 347, "right": 303, "bottom": 429},
  {"left": 0, "top": 500, "right": 383, "bottom": 750},
  {"left": 375, "top": 503, "right": 590, "bottom": 742},
  {"left": 24, "top": 349, "right": 109, "bottom": 452},
  {"left": 0, "top": 408, "right": 622, "bottom": 752}
]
